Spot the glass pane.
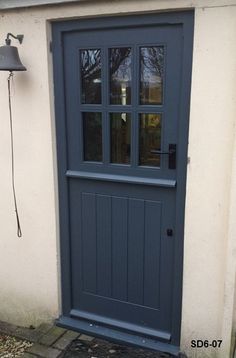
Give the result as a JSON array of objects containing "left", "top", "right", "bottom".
[
  {"left": 110, "top": 48, "right": 132, "bottom": 105},
  {"left": 139, "top": 113, "right": 162, "bottom": 167},
  {"left": 110, "top": 113, "right": 131, "bottom": 164},
  {"left": 80, "top": 49, "right": 101, "bottom": 104},
  {"left": 140, "top": 47, "right": 164, "bottom": 105},
  {"left": 83, "top": 112, "right": 102, "bottom": 161}
]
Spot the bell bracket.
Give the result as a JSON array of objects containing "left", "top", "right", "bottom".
[{"left": 5, "top": 33, "right": 24, "bottom": 46}]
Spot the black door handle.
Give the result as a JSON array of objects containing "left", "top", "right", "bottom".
[
  {"left": 151, "top": 149, "right": 175, "bottom": 155},
  {"left": 151, "top": 144, "right": 176, "bottom": 169}
]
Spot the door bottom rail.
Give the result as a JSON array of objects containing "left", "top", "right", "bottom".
[
  {"left": 56, "top": 315, "right": 179, "bottom": 356},
  {"left": 70, "top": 309, "right": 171, "bottom": 341}
]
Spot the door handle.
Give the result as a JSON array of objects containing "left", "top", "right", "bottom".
[
  {"left": 151, "top": 144, "right": 176, "bottom": 169},
  {"left": 151, "top": 149, "right": 175, "bottom": 155}
]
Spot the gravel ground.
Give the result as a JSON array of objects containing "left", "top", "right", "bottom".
[
  {"left": 62, "top": 336, "right": 170, "bottom": 358},
  {"left": 0, "top": 334, "right": 32, "bottom": 358}
]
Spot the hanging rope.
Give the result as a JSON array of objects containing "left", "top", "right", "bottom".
[{"left": 7, "top": 71, "right": 22, "bottom": 238}]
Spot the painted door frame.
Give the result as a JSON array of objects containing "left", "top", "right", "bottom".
[{"left": 52, "top": 11, "right": 194, "bottom": 355}]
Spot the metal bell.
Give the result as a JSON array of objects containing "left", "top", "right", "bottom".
[{"left": 0, "top": 44, "right": 26, "bottom": 71}]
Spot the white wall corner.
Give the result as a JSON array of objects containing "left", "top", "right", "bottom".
[{"left": 221, "top": 121, "right": 236, "bottom": 357}]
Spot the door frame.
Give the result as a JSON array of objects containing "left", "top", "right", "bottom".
[{"left": 52, "top": 11, "right": 194, "bottom": 355}]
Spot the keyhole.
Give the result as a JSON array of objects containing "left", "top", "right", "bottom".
[{"left": 167, "top": 229, "right": 173, "bottom": 237}]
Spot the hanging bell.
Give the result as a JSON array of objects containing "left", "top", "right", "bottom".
[{"left": 0, "top": 34, "right": 26, "bottom": 72}]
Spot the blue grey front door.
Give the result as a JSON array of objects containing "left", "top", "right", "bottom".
[{"left": 53, "top": 12, "right": 193, "bottom": 354}]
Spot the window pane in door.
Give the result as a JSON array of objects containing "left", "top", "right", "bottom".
[
  {"left": 110, "top": 113, "right": 131, "bottom": 164},
  {"left": 80, "top": 49, "right": 101, "bottom": 104},
  {"left": 140, "top": 46, "right": 164, "bottom": 105},
  {"left": 110, "top": 48, "right": 132, "bottom": 105},
  {"left": 83, "top": 112, "right": 102, "bottom": 162},
  {"left": 139, "top": 113, "right": 161, "bottom": 167}
]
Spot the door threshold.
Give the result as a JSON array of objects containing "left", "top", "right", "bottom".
[
  {"left": 70, "top": 309, "right": 171, "bottom": 341},
  {"left": 56, "top": 315, "right": 180, "bottom": 356}
]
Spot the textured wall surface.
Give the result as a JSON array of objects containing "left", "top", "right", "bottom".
[
  {"left": 0, "top": 0, "right": 82, "bottom": 9},
  {"left": 181, "top": 5, "right": 236, "bottom": 358},
  {"left": 0, "top": 1, "right": 235, "bottom": 357}
]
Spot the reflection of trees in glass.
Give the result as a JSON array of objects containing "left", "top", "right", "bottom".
[
  {"left": 140, "top": 47, "right": 164, "bottom": 80},
  {"left": 110, "top": 48, "right": 131, "bottom": 79},
  {"left": 83, "top": 113, "right": 102, "bottom": 162},
  {"left": 110, "top": 48, "right": 132, "bottom": 104},
  {"left": 81, "top": 49, "right": 101, "bottom": 104},
  {"left": 140, "top": 47, "right": 164, "bottom": 105}
]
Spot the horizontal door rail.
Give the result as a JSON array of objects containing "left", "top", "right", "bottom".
[
  {"left": 66, "top": 170, "right": 176, "bottom": 188},
  {"left": 70, "top": 309, "right": 171, "bottom": 341}
]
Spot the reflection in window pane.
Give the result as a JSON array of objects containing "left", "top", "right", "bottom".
[
  {"left": 80, "top": 49, "right": 101, "bottom": 104},
  {"left": 140, "top": 47, "right": 164, "bottom": 105},
  {"left": 110, "top": 48, "right": 132, "bottom": 105},
  {"left": 139, "top": 113, "right": 161, "bottom": 167},
  {"left": 83, "top": 112, "right": 102, "bottom": 162},
  {"left": 111, "top": 113, "right": 131, "bottom": 164}
]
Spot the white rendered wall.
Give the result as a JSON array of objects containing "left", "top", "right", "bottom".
[
  {"left": 0, "top": 1, "right": 235, "bottom": 357},
  {"left": 181, "top": 6, "right": 236, "bottom": 357}
]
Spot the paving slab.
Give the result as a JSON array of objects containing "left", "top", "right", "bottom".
[
  {"left": 79, "top": 334, "right": 94, "bottom": 342},
  {"left": 38, "top": 325, "right": 67, "bottom": 346},
  {"left": 53, "top": 330, "right": 80, "bottom": 350},
  {"left": 15, "top": 326, "right": 42, "bottom": 343},
  {"left": 36, "top": 322, "right": 54, "bottom": 334},
  {"left": 0, "top": 321, "right": 42, "bottom": 343},
  {"left": 27, "top": 343, "right": 62, "bottom": 358},
  {"left": 0, "top": 321, "right": 18, "bottom": 336}
]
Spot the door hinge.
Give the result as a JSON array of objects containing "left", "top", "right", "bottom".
[{"left": 49, "top": 41, "right": 53, "bottom": 53}]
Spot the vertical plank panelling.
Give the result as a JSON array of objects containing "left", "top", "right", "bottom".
[
  {"left": 144, "top": 200, "right": 161, "bottom": 309},
  {"left": 128, "top": 198, "right": 145, "bottom": 305},
  {"left": 111, "top": 196, "right": 128, "bottom": 301},
  {"left": 81, "top": 192, "right": 97, "bottom": 293},
  {"left": 96, "top": 194, "right": 112, "bottom": 297}
]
